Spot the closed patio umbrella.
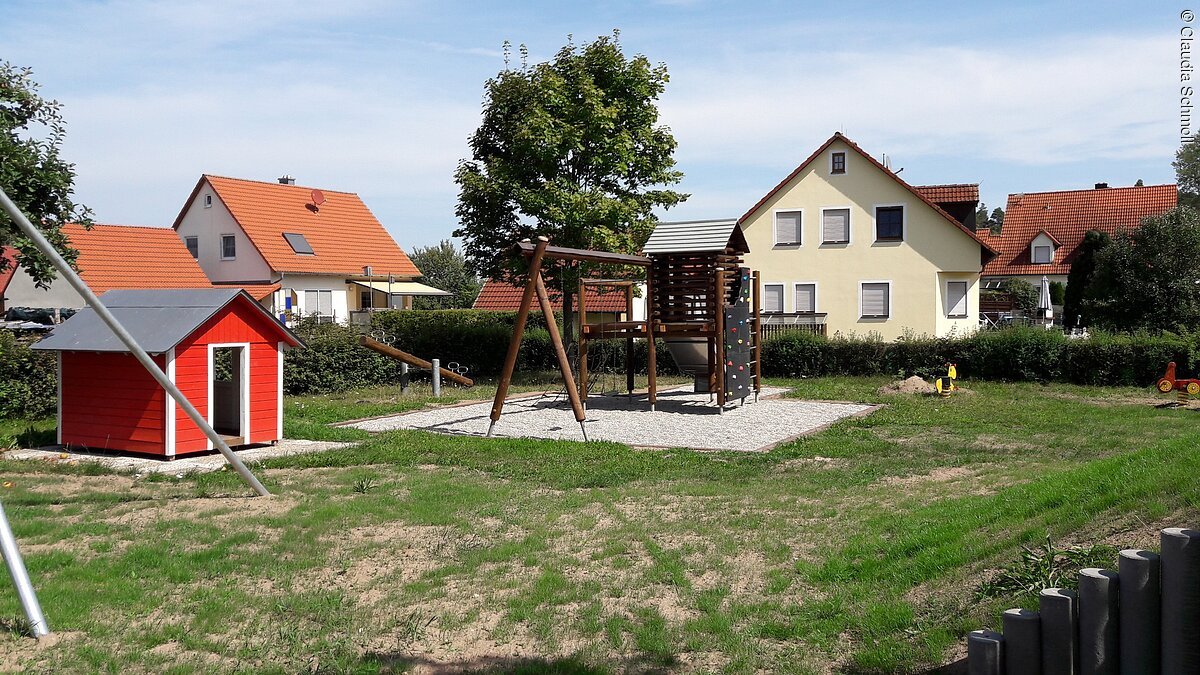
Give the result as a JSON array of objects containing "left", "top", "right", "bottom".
[{"left": 1038, "top": 275, "right": 1053, "bottom": 324}]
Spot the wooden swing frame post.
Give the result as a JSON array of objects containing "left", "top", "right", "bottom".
[{"left": 488, "top": 237, "right": 551, "bottom": 437}]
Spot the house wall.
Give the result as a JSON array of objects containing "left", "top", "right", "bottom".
[
  {"left": 175, "top": 181, "right": 274, "bottom": 284},
  {"left": 741, "top": 138, "right": 984, "bottom": 340},
  {"left": 3, "top": 265, "right": 86, "bottom": 309},
  {"left": 172, "top": 298, "right": 285, "bottom": 455},
  {"left": 280, "top": 274, "right": 351, "bottom": 323},
  {"left": 59, "top": 352, "right": 166, "bottom": 454}
]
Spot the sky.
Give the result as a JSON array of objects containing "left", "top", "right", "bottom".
[{"left": 1, "top": 1, "right": 1182, "bottom": 249}]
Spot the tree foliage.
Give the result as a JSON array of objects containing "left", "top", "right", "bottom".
[
  {"left": 1061, "top": 229, "right": 1110, "bottom": 329},
  {"left": 408, "top": 239, "right": 481, "bottom": 309},
  {"left": 453, "top": 32, "right": 686, "bottom": 334},
  {"left": 1000, "top": 278, "right": 1039, "bottom": 314},
  {"left": 1086, "top": 207, "right": 1200, "bottom": 331},
  {"left": 0, "top": 62, "right": 91, "bottom": 286},
  {"left": 974, "top": 203, "right": 1005, "bottom": 233}
]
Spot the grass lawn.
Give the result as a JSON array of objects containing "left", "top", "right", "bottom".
[{"left": 1, "top": 376, "right": 1198, "bottom": 673}]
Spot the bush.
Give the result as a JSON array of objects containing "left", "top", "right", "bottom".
[
  {"left": 762, "top": 327, "right": 1189, "bottom": 386},
  {"left": 1001, "top": 278, "right": 1039, "bottom": 313},
  {"left": 1049, "top": 281, "right": 1066, "bottom": 306},
  {"left": 0, "top": 330, "right": 57, "bottom": 420}
]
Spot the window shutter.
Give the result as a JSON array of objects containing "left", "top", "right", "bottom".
[
  {"left": 861, "top": 283, "right": 889, "bottom": 317},
  {"left": 822, "top": 209, "right": 849, "bottom": 243},
  {"left": 775, "top": 212, "right": 801, "bottom": 244},
  {"left": 764, "top": 285, "right": 784, "bottom": 312},
  {"left": 947, "top": 281, "right": 967, "bottom": 317},
  {"left": 795, "top": 284, "right": 815, "bottom": 313},
  {"left": 1033, "top": 245, "right": 1052, "bottom": 264},
  {"left": 318, "top": 290, "right": 333, "bottom": 317}
]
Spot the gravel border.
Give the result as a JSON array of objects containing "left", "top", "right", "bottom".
[{"left": 2, "top": 439, "right": 353, "bottom": 475}]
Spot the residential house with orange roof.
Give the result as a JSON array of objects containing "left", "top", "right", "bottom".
[
  {"left": 738, "top": 133, "right": 996, "bottom": 339},
  {"left": 173, "top": 175, "right": 445, "bottom": 324},
  {"left": 473, "top": 278, "right": 643, "bottom": 324},
  {"left": 981, "top": 183, "right": 1178, "bottom": 287},
  {"left": 2, "top": 224, "right": 218, "bottom": 314}
]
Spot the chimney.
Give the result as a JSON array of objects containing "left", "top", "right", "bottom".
[
  {"left": 1094, "top": 182, "right": 1108, "bottom": 189},
  {"left": 278, "top": 175, "right": 295, "bottom": 185}
]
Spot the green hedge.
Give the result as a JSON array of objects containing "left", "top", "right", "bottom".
[
  {"left": 0, "top": 330, "right": 57, "bottom": 420},
  {"left": 762, "top": 327, "right": 1194, "bottom": 386}
]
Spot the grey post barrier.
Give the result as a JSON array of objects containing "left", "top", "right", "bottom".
[
  {"left": 968, "top": 629, "right": 1005, "bottom": 675},
  {"left": 1001, "top": 608, "right": 1040, "bottom": 675},
  {"left": 432, "top": 358, "right": 441, "bottom": 397},
  {"left": 1119, "top": 549, "right": 1160, "bottom": 675},
  {"left": 1039, "top": 588, "right": 1078, "bottom": 675},
  {"left": 1161, "top": 528, "right": 1200, "bottom": 674},
  {"left": 1078, "top": 568, "right": 1119, "bottom": 675}
]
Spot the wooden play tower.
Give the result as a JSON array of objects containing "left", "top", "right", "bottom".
[{"left": 487, "top": 220, "right": 762, "bottom": 439}]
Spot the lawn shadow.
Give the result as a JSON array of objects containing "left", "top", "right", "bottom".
[{"left": 362, "top": 652, "right": 676, "bottom": 674}]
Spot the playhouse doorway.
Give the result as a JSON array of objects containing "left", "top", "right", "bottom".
[{"left": 211, "top": 345, "right": 247, "bottom": 443}]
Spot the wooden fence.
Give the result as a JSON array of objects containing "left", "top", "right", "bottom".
[{"left": 968, "top": 527, "right": 1200, "bottom": 674}]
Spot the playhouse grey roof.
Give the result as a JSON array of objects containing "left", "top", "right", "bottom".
[
  {"left": 641, "top": 219, "right": 742, "bottom": 254},
  {"left": 32, "top": 289, "right": 299, "bottom": 354}
]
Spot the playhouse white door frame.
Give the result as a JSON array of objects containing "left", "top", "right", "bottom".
[{"left": 206, "top": 342, "right": 251, "bottom": 451}]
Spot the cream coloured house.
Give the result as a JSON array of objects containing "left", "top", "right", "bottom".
[{"left": 738, "top": 133, "right": 996, "bottom": 340}]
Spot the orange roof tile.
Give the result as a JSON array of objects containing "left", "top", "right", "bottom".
[
  {"left": 63, "top": 224, "right": 214, "bottom": 294},
  {"left": 179, "top": 175, "right": 420, "bottom": 277},
  {"left": 0, "top": 247, "right": 16, "bottom": 297},
  {"left": 982, "top": 184, "right": 1177, "bottom": 276},
  {"left": 916, "top": 183, "right": 979, "bottom": 204},
  {"left": 473, "top": 279, "right": 630, "bottom": 313},
  {"left": 220, "top": 282, "right": 280, "bottom": 301},
  {"left": 738, "top": 133, "right": 996, "bottom": 261}
]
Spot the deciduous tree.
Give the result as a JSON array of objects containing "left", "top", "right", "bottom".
[
  {"left": 0, "top": 62, "right": 91, "bottom": 286},
  {"left": 408, "top": 239, "right": 481, "bottom": 309},
  {"left": 1061, "top": 229, "right": 1110, "bottom": 329}
]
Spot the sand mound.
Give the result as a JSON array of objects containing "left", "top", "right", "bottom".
[{"left": 878, "top": 376, "right": 933, "bottom": 395}]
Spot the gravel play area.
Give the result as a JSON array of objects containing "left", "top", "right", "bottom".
[
  {"left": 348, "top": 387, "right": 877, "bottom": 452},
  {"left": 3, "top": 438, "right": 353, "bottom": 475}
]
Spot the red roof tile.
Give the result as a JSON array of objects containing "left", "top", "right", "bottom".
[
  {"left": 473, "top": 279, "right": 630, "bottom": 313},
  {"left": 0, "top": 247, "right": 16, "bottom": 297},
  {"left": 982, "top": 184, "right": 1178, "bottom": 276},
  {"left": 175, "top": 175, "right": 420, "bottom": 278},
  {"left": 64, "top": 224, "right": 214, "bottom": 294},
  {"left": 916, "top": 183, "right": 980, "bottom": 203},
  {"left": 738, "top": 133, "right": 996, "bottom": 261}
]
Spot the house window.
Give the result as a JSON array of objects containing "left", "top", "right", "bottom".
[
  {"left": 831, "top": 152, "right": 846, "bottom": 174},
  {"left": 774, "top": 211, "right": 802, "bottom": 246},
  {"left": 360, "top": 290, "right": 373, "bottom": 309},
  {"left": 875, "top": 206, "right": 904, "bottom": 241},
  {"left": 861, "top": 282, "right": 890, "bottom": 319},
  {"left": 220, "top": 235, "right": 237, "bottom": 260},
  {"left": 763, "top": 284, "right": 784, "bottom": 313},
  {"left": 304, "top": 289, "right": 334, "bottom": 322},
  {"left": 204, "top": 194, "right": 213, "bottom": 208},
  {"left": 184, "top": 236, "right": 198, "bottom": 259},
  {"left": 947, "top": 281, "right": 968, "bottom": 318},
  {"left": 822, "top": 208, "right": 850, "bottom": 244},
  {"left": 1033, "top": 245, "right": 1053, "bottom": 264},
  {"left": 794, "top": 283, "right": 816, "bottom": 314}
]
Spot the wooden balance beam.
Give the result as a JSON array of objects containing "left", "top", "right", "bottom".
[{"left": 358, "top": 336, "right": 475, "bottom": 387}]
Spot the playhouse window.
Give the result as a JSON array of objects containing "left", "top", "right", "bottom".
[
  {"left": 861, "top": 282, "right": 890, "bottom": 318},
  {"left": 822, "top": 208, "right": 850, "bottom": 244},
  {"left": 1033, "top": 245, "right": 1053, "bottom": 264},
  {"left": 185, "top": 236, "right": 198, "bottom": 259},
  {"left": 774, "top": 211, "right": 801, "bottom": 246},
  {"left": 875, "top": 206, "right": 904, "bottom": 241},
  {"left": 763, "top": 284, "right": 784, "bottom": 313},
  {"left": 947, "top": 281, "right": 968, "bottom": 318},
  {"left": 221, "top": 235, "right": 237, "bottom": 260}
]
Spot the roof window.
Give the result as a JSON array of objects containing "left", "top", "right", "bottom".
[{"left": 283, "top": 232, "right": 314, "bottom": 255}]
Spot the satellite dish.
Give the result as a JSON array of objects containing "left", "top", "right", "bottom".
[{"left": 310, "top": 189, "right": 326, "bottom": 206}]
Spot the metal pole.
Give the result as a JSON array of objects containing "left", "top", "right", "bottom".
[
  {"left": 0, "top": 187, "right": 269, "bottom": 497},
  {"left": 432, "top": 359, "right": 441, "bottom": 398},
  {"left": 0, "top": 498, "right": 49, "bottom": 637}
]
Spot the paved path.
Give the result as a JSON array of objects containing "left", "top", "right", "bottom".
[{"left": 348, "top": 387, "right": 876, "bottom": 452}]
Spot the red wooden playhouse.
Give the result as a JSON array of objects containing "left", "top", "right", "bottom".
[{"left": 34, "top": 289, "right": 303, "bottom": 457}]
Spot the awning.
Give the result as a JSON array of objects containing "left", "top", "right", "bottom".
[{"left": 350, "top": 280, "right": 451, "bottom": 296}]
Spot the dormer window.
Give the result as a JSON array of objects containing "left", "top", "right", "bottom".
[
  {"left": 283, "top": 232, "right": 315, "bottom": 255},
  {"left": 1032, "top": 245, "right": 1053, "bottom": 264},
  {"left": 831, "top": 152, "right": 846, "bottom": 174}
]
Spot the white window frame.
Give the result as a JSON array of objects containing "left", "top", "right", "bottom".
[
  {"left": 830, "top": 151, "right": 847, "bottom": 175},
  {"left": 820, "top": 206, "right": 852, "bottom": 245},
  {"left": 184, "top": 236, "right": 199, "bottom": 259},
  {"left": 859, "top": 280, "right": 892, "bottom": 320},
  {"left": 220, "top": 234, "right": 237, "bottom": 260},
  {"left": 873, "top": 203, "right": 906, "bottom": 243},
  {"left": 762, "top": 283, "right": 785, "bottom": 313},
  {"left": 946, "top": 280, "right": 969, "bottom": 319},
  {"left": 772, "top": 209, "right": 803, "bottom": 246},
  {"left": 304, "top": 289, "right": 336, "bottom": 323},
  {"left": 793, "top": 281, "right": 819, "bottom": 314},
  {"left": 203, "top": 194, "right": 213, "bottom": 208},
  {"left": 1032, "top": 244, "right": 1053, "bottom": 264}
]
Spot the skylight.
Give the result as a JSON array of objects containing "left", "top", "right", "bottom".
[{"left": 283, "top": 232, "right": 314, "bottom": 255}]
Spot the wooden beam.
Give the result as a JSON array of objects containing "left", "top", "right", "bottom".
[
  {"left": 358, "top": 336, "right": 474, "bottom": 387},
  {"left": 517, "top": 241, "right": 651, "bottom": 267},
  {"left": 489, "top": 237, "right": 549, "bottom": 434},
  {"left": 536, "top": 274, "right": 588, "bottom": 435}
]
